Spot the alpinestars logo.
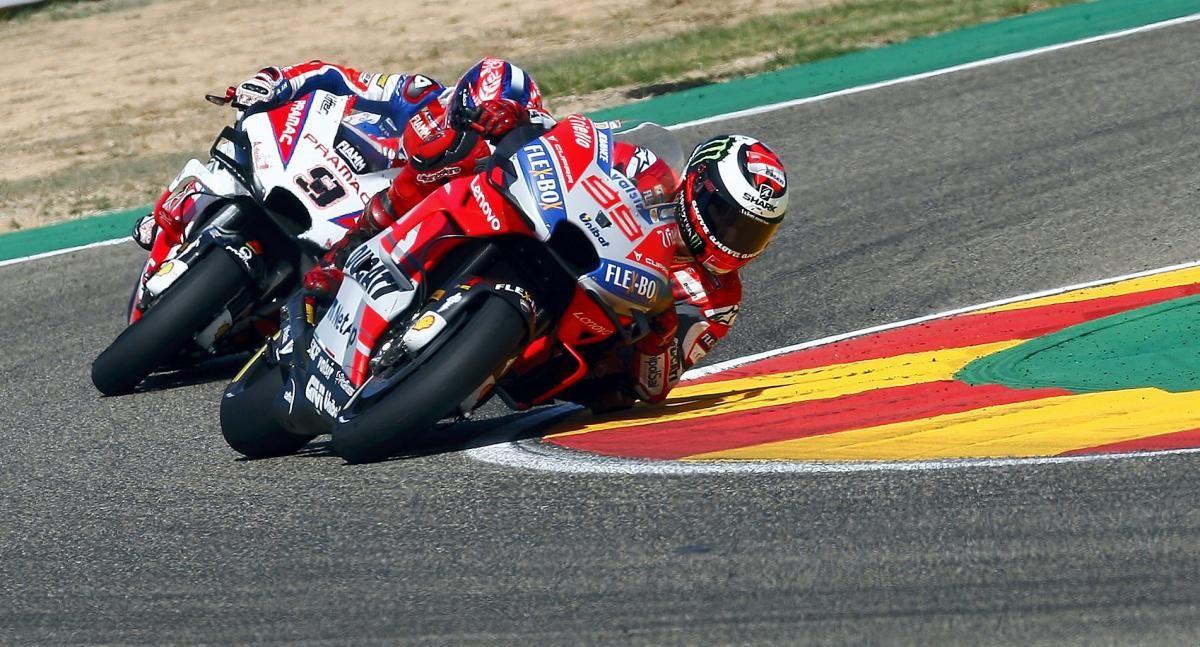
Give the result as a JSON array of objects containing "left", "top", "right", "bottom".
[
  {"left": 626, "top": 146, "right": 659, "bottom": 178},
  {"left": 704, "top": 305, "right": 740, "bottom": 327},
  {"left": 403, "top": 74, "right": 437, "bottom": 101}
]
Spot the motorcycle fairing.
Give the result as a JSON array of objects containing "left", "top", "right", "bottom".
[
  {"left": 243, "top": 91, "right": 400, "bottom": 249},
  {"left": 315, "top": 235, "right": 415, "bottom": 382},
  {"left": 592, "top": 123, "right": 615, "bottom": 177},
  {"left": 283, "top": 116, "right": 683, "bottom": 424},
  {"left": 497, "top": 115, "right": 672, "bottom": 317},
  {"left": 587, "top": 258, "right": 664, "bottom": 311},
  {"left": 509, "top": 139, "right": 569, "bottom": 238},
  {"left": 266, "top": 93, "right": 315, "bottom": 167}
]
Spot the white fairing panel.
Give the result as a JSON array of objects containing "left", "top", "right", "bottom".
[
  {"left": 313, "top": 233, "right": 417, "bottom": 372},
  {"left": 501, "top": 116, "right": 678, "bottom": 315},
  {"left": 241, "top": 91, "right": 401, "bottom": 249}
]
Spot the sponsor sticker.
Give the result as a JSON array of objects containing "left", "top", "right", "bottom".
[
  {"left": 437, "top": 292, "right": 465, "bottom": 313},
  {"left": 402, "top": 311, "right": 448, "bottom": 353},
  {"left": 496, "top": 282, "right": 536, "bottom": 314},
  {"left": 277, "top": 99, "right": 307, "bottom": 150},
  {"left": 471, "top": 176, "right": 503, "bottom": 231},
  {"left": 301, "top": 133, "right": 373, "bottom": 204},
  {"left": 566, "top": 115, "right": 593, "bottom": 150},
  {"left": 318, "top": 95, "right": 336, "bottom": 115},
  {"left": 345, "top": 245, "right": 400, "bottom": 300},
  {"left": 334, "top": 140, "right": 368, "bottom": 174},
  {"left": 598, "top": 260, "right": 661, "bottom": 305},
  {"left": 704, "top": 305, "right": 739, "bottom": 327},
  {"left": 304, "top": 375, "right": 340, "bottom": 417},
  {"left": 581, "top": 175, "right": 642, "bottom": 240},
  {"left": 640, "top": 352, "right": 664, "bottom": 395},
  {"left": 518, "top": 142, "right": 567, "bottom": 225},
  {"left": 413, "top": 313, "right": 438, "bottom": 331},
  {"left": 674, "top": 269, "right": 705, "bottom": 301},
  {"left": 572, "top": 311, "right": 612, "bottom": 336},
  {"left": 416, "top": 166, "right": 461, "bottom": 184},
  {"left": 688, "top": 137, "right": 734, "bottom": 165},
  {"left": 579, "top": 213, "right": 610, "bottom": 247}
]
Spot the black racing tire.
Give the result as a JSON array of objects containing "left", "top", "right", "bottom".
[
  {"left": 332, "top": 296, "right": 527, "bottom": 464},
  {"left": 91, "top": 250, "right": 251, "bottom": 396},
  {"left": 220, "top": 348, "right": 317, "bottom": 458}
]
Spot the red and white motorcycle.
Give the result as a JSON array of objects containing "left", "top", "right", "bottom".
[
  {"left": 220, "top": 115, "right": 684, "bottom": 463},
  {"left": 91, "top": 90, "right": 399, "bottom": 395}
]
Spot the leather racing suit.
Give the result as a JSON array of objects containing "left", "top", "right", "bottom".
[
  {"left": 568, "top": 142, "right": 743, "bottom": 411},
  {"left": 257, "top": 58, "right": 552, "bottom": 238},
  {"left": 266, "top": 61, "right": 740, "bottom": 409}
]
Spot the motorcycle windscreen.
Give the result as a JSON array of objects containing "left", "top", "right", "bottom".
[{"left": 613, "top": 122, "right": 686, "bottom": 196}]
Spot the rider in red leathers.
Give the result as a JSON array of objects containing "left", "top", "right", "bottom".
[
  {"left": 132, "top": 57, "right": 550, "bottom": 250},
  {"left": 219, "top": 57, "right": 790, "bottom": 413},
  {"left": 566, "top": 134, "right": 788, "bottom": 412},
  {"left": 244, "top": 57, "right": 556, "bottom": 284},
  {"left": 225, "top": 57, "right": 553, "bottom": 166}
]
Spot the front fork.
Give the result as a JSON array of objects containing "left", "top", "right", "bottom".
[{"left": 132, "top": 200, "right": 294, "bottom": 348}]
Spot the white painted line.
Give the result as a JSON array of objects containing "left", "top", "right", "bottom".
[
  {"left": 668, "top": 11, "right": 1200, "bottom": 130},
  {"left": 684, "top": 258, "right": 1200, "bottom": 380},
  {"left": 0, "top": 236, "right": 130, "bottom": 269},
  {"left": 470, "top": 437, "right": 1200, "bottom": 475},
  {"left": 468, "top": 259, "right": 1200, "bottom": 474},
  {"left": 6, "top": 10, "right": 1197, "bottom": 269}
]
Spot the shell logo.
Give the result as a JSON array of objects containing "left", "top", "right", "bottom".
[{"left": 412, "top": 314, "right": 437, "bottom": 331}]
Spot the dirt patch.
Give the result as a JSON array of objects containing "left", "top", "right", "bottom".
[{"left": 0, "top": 0, "right": 835, "bottom": 230}]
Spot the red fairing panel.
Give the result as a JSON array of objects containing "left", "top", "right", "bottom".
[
  {"left": 347, "top": 175, "right": 533, "bottom": 384},
  {"left": 541, "top": 115, "right": 599, "bottom": 192}
]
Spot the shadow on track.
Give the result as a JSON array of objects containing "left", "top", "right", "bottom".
[
  {"left": 132, "top": 354, "right": 252, "bottom": 392},
  {"left": 234, "top": 405, "right": 581, "bottom": 464},
  {"left": 232, "top": 379, "right": 769, "bottom": 464}
]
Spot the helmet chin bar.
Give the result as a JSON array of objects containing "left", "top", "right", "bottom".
[{"left": 676, "top": 192, "right": 706, "bottom": 257}]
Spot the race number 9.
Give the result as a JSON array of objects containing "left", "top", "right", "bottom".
[{"left": 295, "top": 166, "right": 347, "bottom": 208}]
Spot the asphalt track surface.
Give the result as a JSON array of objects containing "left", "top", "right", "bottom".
[{"left": 5, "top": 23, "right": 1200, "bottom": 646}]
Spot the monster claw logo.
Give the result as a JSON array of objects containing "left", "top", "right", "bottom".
[{"left": 688, "top": 137, "right": 734, "bottom": 165}]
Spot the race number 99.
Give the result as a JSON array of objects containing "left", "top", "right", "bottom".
[{"left": 581, "top": 175, "right": 642, "bottom": 240}]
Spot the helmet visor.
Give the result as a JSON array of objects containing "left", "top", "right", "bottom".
[{"left": 694, "top": 186, "right": 780, "bottom": 258}]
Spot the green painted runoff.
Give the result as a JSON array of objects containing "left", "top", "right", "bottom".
[{"left": 958, "top": 294, "right": 1200, "bottom": 394}]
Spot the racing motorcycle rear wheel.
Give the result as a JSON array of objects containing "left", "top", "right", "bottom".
[
  {"left": 332, "top": 295, "right": 528, "bottom": 464},
  {"left": 91, "top": 250, "right": 251, "bottom": 396},
  {"left": 220, "top": 346, "right": 318, "bottom": 458}
]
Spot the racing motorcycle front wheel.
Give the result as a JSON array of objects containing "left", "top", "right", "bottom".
[
  {"left": 91, "top": 250, "right": 251, "bottom": 396},
  {"left": 332, "top": 295, "right": 528, "bottom": 464},
  {"left": 220, "top": 346, "right": 318, "bottom": 458}
]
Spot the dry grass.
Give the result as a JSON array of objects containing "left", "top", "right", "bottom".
[{"left": 0, "top": 0, "right": 1077, "bottom": 231}]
